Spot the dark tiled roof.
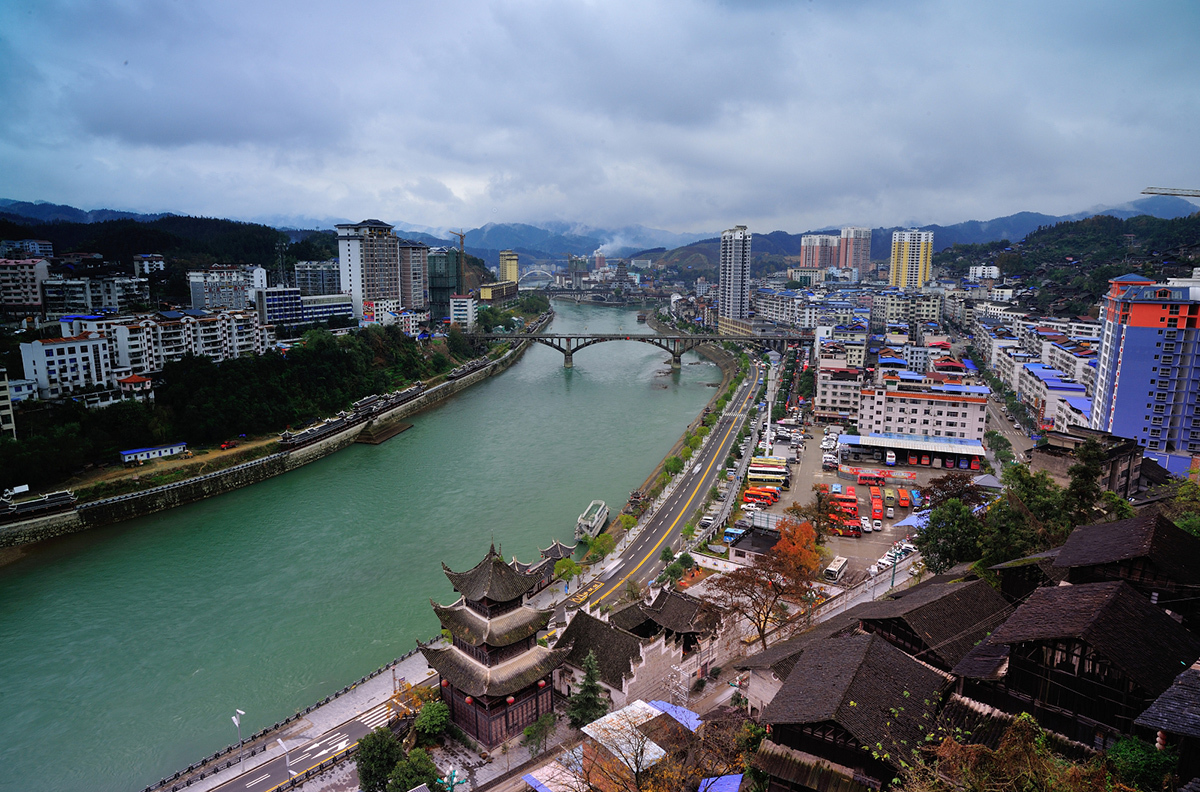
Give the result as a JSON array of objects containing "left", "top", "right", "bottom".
[
  {"left": 420, "top": 643, "right": 567, "bottom": 698},
  {"left": 432, "top": 598, "right": 551, "bottom": 647},
  {"left": 855, "top": 580, "right": 1014, "bottom": 668},
  {"left": 761, "top": 633, "right": 950, "bottom": 754},
  {"left": 989, "top": 547, "right": 1061, "bottom": 570},
  {"left": 988, "top": 581, "right": 1200, "bottom": 695},
  {"left": 935, "top": 694, "right": 1095, "bottom": 761},
  {"left": 554, "top": 610, "right": 643, "bottom": 690},
  {"left": 539, "top": 539, "right": 577, "bottom": 561},
  {"left": 608, "top": 602, "right": 652, "bottom": 633},
  {"left": 750, "top": 739, "right": 878, "bottom": 792},
  {"left": 952, "top": 640, "right": 1010, "bottom": 680},
  {"left": 1053, "top": 512, "right": 1200, "bottom": 583},
  {"left": 733, "top": 604, "right": 867, "bottom": 678},
  {"left": 443, "top": 545, "right": 540, "bottom": 602},
  {"left": 1135, "top": 665, "right": 1200, "bottom": 738},
  {"left": 641, "top": 589, "right": 718, "bottom": 635}
]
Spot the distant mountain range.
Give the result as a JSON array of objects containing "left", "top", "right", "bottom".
[{"left": 2, "top": 195, "right": 1196, "bottom": 267}]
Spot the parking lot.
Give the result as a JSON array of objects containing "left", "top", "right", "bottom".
[{"left": 740, "top": 422, "right": 952, "bottom": 582}]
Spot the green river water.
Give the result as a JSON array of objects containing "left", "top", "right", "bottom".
[{"left": 0, "top": 304, "right": 722, "bottom": 792}]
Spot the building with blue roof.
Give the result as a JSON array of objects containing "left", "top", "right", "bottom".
[{"left": 120, "top": 442, "right": 187, "bottom": 465}]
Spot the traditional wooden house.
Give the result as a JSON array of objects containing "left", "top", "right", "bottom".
[
  {"left": 952, "top": 580, "right": 1200, "bottom": 747},
  {"left": 1134, "top": 661, "right": 1200, "bottom": 783},
  {"left": 733, "top": 607, "right": 865, "bottom": 718},
  {"left": 554, "top": 592, "right": 743, "bottom": 710},
  {"left": 757, "top": 633, "right": 950, "bottom": 790},
  {"left": 989, "top": 547, "right": 1065, "bottom": 604},
  {"left": 421, "top": 545, "right": 567, "bottom": 748},
  {"left": 1051, "top": 512, "right": 1200, "bottom": 628},
  {"left": 853, "top": 579, "right": 1013, "bottom": 671}
]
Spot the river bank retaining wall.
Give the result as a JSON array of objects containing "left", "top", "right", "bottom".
[{"left": 0, "top": 341, "right": 533, "bottom": 549}]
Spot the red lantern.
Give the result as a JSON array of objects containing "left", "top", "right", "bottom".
[
  {"left": 465, "top": 696, "right": 473, "bottom": 705},
  {"left": 506, "top": 696, "right": 515, "bottom": 704},
  {"left": 441, "top": 679, "right": 449, "bottom": 687},
  {"left": 538, "top": 680, "right": 546, "bottom": 688}
]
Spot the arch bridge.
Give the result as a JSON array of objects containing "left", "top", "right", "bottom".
[{"left": 473, "top": 332, "right": 807, "bottom": 369}]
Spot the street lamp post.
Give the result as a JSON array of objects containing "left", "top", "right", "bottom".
[
  {"left": 232, "top": 709, "right": 245, "bottom": 744},
  {"left": 277, "top": 738, "right": 299, "bottom": 777}
]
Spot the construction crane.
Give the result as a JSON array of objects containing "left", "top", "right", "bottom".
[
  {"left": 447, "top": 229, "right": 466, "bottom": 293},
  {"left": 1143, "top": 187, "right": 1200, "bottom": 198}
]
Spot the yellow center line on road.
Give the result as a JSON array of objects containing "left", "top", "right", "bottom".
[{"left": 594, "top": 362, "right": 762, "bottom": 604}]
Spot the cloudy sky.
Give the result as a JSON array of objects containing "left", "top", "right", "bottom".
[{"left": 1, "top": 0, "right": 1197, "bottom": 234}]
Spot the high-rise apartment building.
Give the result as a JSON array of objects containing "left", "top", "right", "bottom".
[
  {"left": 1091, "top": 270, "right": 1200, "bottom": 474},
  {"left": 838, "top": 227, "right": 872, "bottom": 282},
  {"left": 718, "top": 225, "right": 752, "bottom": 334},
  {"left": 427, "top": 247, "right": 464, "bottom": 323},
  {"left": 398, "top": 240, "right": 428, "bottom": 312},
  {"left": 799, "top": 235, "right": 839, "bottom": 270},
  {"left": 499, "top": 250, "right": 519, "bottom": 284},
  {"left": 294, "top": 260, "right": 341, "bottom": 296},
  {"left": 187, "top": 265, "right": 255, "bottom": 310},
  {"left": 889, "top": 230, "right": 934, "bottom": 289},
  {"left": 336, "top": 220, "right": 402, "bottom": 319}
]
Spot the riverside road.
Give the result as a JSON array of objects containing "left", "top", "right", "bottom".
[{"left": 584, "top": 357, "right": 763, "bottom": 607}]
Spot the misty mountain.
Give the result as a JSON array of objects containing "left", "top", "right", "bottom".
[
  {"left": 2, "top": 194, "right": 1194, "bottom": 267},
  {"left": 0, "top": 199, "right": 173, "bottom": 224}
]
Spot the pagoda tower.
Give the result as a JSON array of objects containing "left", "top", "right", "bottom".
[{"left": 422, "top": 545, "right": 567, "bottom": 748}]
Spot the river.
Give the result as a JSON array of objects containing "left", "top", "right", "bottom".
[{"left": 0, "top": 304, "right": 723, "bottom": 792}]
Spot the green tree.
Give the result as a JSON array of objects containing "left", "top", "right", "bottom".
[
  {"left": 385, "top": 748, "right": 444, "bottom": 792},
  {"left": 355, "top": 727, "right": 406, "bottom": 792},
  {"left": 555, "top": 558, "right": 583, "bottom": 589},
  {"left": 913, "top": 498, "right": 981, "bottom": 573},
  {"left": 446, "top": 324, "right": 472, "bottom": 359},
  {"left": 566, "top": 650, "right": 610, "bottom": 728},
  {"left": 587, "top": 533, "right": 616, "bottom": 561},
  {"left": 660, "top": 546, "right": 676, "bottom": 565},
  {"left": 1062, "top": 437, "right": 1105, "bottom": 526},
  {"left": 413, "top": 700, "right": 450, "bottom": 746},
  {"left": 522, "top": 712, "right": 559, "bottom": 757},
  {"left": 678, "top": 551, "right": 694, "bottom": 570},
  {"left": 664, "top": 455, "right": 684, "bottom": 475},
  {"left": 664, "top": 561, "right": 684, "bottom": 582}
]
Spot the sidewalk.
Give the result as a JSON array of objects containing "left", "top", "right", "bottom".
[{"left": 174, "top": 650, "right": 436, "bottom": 792}]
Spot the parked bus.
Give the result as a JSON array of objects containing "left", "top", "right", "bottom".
[
  {"left": 869, "top": 486, "right": 882, "bottom": 501},
  {"left": 748, "top": 474, "right": 790, "bottom": 490},
  {"left": 910, "top": 490, "right": 923, "bottom": 509},
  {"left": 831, "top": 494, "right": 858, "bottom": 517},
  {"left": 870, "top": 497, "right": 884, "bottom": 520},
  {"left": 743, "top": 491, "right": 773, "bottom": 504},
  {"left": 885, "top": 450, "right": 896, "bottom": 466},
  {"left": 883, "top": 488, "right": 897, "bottom": 508},
  {"left": 827, "top": 519, "right": 862, "bottom": 539},
  {"left": 745, "top": 488, "right": 779, "bottom": 503},
  {"left": 897, "top": 489, "right": 911, "bottom": 508},
  {"left": 857, "top": 473, "right": 885, "bottom": 487},
  {"left": 823, "top": 556, "right": 849, "bottom": 582}
]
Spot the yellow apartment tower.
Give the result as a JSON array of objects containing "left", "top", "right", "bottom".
[
  {"left": 499, "top": 250, "right": 519, "bottom": 284},
  {"left": 889, "top": 230, "right": 934, "bottom": 289}
]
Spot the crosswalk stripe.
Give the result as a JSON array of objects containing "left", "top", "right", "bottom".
[{"left": 359, "top": 707, "right": 392, "bottom": 728}]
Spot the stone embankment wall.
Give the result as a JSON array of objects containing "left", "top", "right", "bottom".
[{"left": 0, "top": 342, "right": 532, "bottom": 549}]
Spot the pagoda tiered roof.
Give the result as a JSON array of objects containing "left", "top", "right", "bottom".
[
  {"left": 421, "top": 643, "right": 569, "bottom": 698},
  {"left": 443, "top": 544, "right": 541, "bottom": 602},
  {"left": 433, "top": 597, "right": 552, "bottom": 647}
]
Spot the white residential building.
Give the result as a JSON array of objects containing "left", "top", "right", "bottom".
[
  {"left": 718, "top": 225, "right": 752, "bottom": 333},
  {"left": 188, "top": 266, "right": 255, "bottom": 310},
  {"left": 814, "top": 366, "right": 864, "bottom": 422},
  {"left": 968, "top": 265, "right": 1000, "bottom": 280},
  {"left": 449, "top": 294, "right": 477, "bottom": 331},
  {"left": 0, "top": 258, "right": 51, "bottom": 311},
  {"left": 20, "top": 331, "right": 114, "bottom": 400},
  {"left": 858, "top": 378, "right": 990, "bottom": 442}
]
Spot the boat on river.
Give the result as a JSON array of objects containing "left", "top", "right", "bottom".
[{"left": 576, "top": 499, "right": 609, "bottom": 540}]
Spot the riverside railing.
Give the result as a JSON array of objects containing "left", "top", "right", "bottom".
[{"left": 140, "top": 639, "right": 437, "bottom": 792}]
